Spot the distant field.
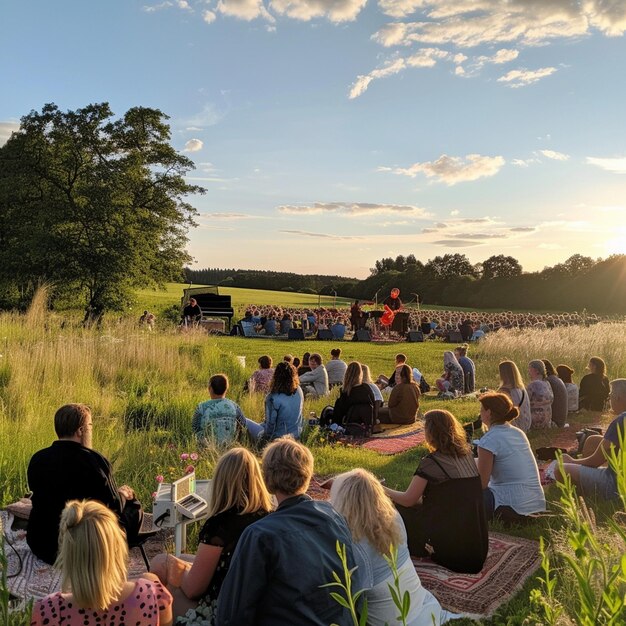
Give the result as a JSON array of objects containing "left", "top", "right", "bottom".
[{"left": 134, "top": 283, "right": 353, "bottom": 315}]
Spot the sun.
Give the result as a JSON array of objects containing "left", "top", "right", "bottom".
[{"left": 605, "top": 226, "right": 626, "bottom": 256}]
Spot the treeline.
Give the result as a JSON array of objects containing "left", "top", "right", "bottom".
[
  {"left": 184, "top": 268, "right": 359, "bottom": 296},
  {"left": 190, "top": 253, "right": 626, "bottom": 314}
]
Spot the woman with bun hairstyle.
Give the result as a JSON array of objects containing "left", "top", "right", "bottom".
[
  {"left": 377, "top": 364, "right": 421, "bottom": 425},
  {"left": 330, "top": 469, "right": 445, "bottom": 626},
  {"left": 384, "top": 410, "right": 488, "bottom": 573},
  {"left": 477, "top": 392, "right": 546, "bottom": 520},
  {"left": 32, "top": 500, "right": 173, "bottom": 626}
]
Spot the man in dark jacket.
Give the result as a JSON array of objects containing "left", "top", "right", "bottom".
[
  {"left": 217, "top": 437, "right": 362, "bottom": 625},
  {"left": 27, "top": 404, "right": 140, "bottom": 564}
]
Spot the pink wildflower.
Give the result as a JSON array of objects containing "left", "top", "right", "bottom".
[
  {"left": 155, "top": 474, "right": 164, "bottom": 483},
  {"left": 180, "top": 453, "right": 190, "bottom": 461},
  {"left": 190, "top": 452, "right": 199, "bottom": 461},
  {"left": 185, "top": 465, "right": 195, "bottom": 474}
]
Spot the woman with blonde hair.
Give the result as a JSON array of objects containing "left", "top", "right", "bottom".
[
  {"left": 150, "top": 447, "right": 273, "bottom": 625},
  {"left": 32, "top": 500, "right": 173, "bottom": 625},
  {"left": 331, "top": 469, "right": 445, "bottom": 625},
  {"left": 498, "top": 360, "right": 531, "bottom": 432},
  {"left": 320, "top": 361, "right": 376, "bottom": 435},
  {"left": 477, "top": 392, "right": 545, "bottom": 520},
  {"left": 385, "top": 410, "right": 488, "bottom": 573},
  {"left": 527, "top": 359, "right": 554, "bottom": 428}
]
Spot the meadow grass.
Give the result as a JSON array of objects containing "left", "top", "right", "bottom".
[{"left": 2, "top": 297, "right": 626, "bottom": 624}]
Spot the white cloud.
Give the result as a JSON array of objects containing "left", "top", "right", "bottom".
[
  {"left": 203, "top": 9, "right": 217, "bottom": 22},
  {"left": 387, "top": 153, "right": 505, "bottom": 185},
  {"left": 185, "top": 104, "right": 222, "bottom": 129},
  {"left": 177, "top": 0, "right": 191, "bottom": 9},
  {"left": 0, "top": 121, "right": 20, "bottom": 146},
  {"left": 143, "top": 1, "right": 173, "bottom": 12},
  {"left": 450, "top": 209, "right": 460, "bottom": 216},
  {"left": 586, "top": 156, "right": 626, "bottom": 173},
  {"left": 511, "top": 158, "right": 539, "bottom": 167},
  {"left": 510, "top": 226, "right": 536, "bottom": 232},
  {"left": 349, "top": 48, "right": 448, "bottom": 98},
  {"left": 497, "top": 67, "right": 557, "bottom": 87},
  {"left": 539, "top": 149, "right": 569, "bottom": 161},
  {"left": 349, "top": 58, "right": 406, "bottom": 99},
  {"left": 433, "top": 239, "right": 483, "bottom": 247},
  {"left": 184, "top": 138, "right": 204, "bottom": 152},
  {"left": 280, "top": 229, "right": 362, "bottom": 240},
  {"left": 218, "top": 0, "right": 275, "bottom": 21},
  {"left": 277, "top": 201, "right": 430, "bottom": 217},
  {"left": 270, "top": 0, "right": 367, "bottom": 22}
]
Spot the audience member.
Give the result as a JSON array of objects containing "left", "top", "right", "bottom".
[
  {"left": 150, "top": 448, "right": 272, "bottom": 624},
  {"left": 297, "top": 352, "right": 311, "bottom": 376},
  {"left": 330, "top": 469, "right": 446, "bottom": 626},
  {"left": 557, "top": 364, "right": 579, "bottom": 412},
  {"left": 31, "top": 500, "right": 173, "bottom": 626},
  {"left": 182, "top": 298, "right": 202, "bottom": 326},
  {"left": 27, "top": 404, "right": 143, "bottom": 565},
  {"left": 326, "top": 347, "right": 348, "bottom": 386},
  {"left": 361, "top": 363, "right": 384, "bottom": 405},
  {"left": 192, "top": 374, "right": 246, "bottom": 446},
  {"left": 542, "top": 359, "right": 568, "bottom": 427},
  {"left": 246, "top": 362, "right": 304, "bottom": 443},
  {"left": 283, "top": 354, "right": 294, "bottom": 364},
  {"left": 557, "top": 379, "right": 626, "bottom": 501},
  {"left": 292, "top": 356, "right": 301, "bottom": 369},
  {"left": 579, "top": 356, "right": 610, "bottom": 412},
  {"left": 216, "top": 438, "right": 361, "bottom": 625},
  {"left": 459, "top": 319, "right": 474, "bottom": 342},
  {"left": 299, "top": 353, "right": 329, "bottom": 398},
  {"left": 527, "top": 360, "right": 554, "bottom": 429},
  {"left": 436, "top": 351, "right": 465, "bottom": 397},
  {"left": 321, "top": 361, "right": 375, "bottom": 434},
  {"left": 384, "top": 410, "right": 488, "bottom": 573},
  {"left": 139, "top": 309, "right": 156, "bottom": 330},
  {"left": 247, "top": 355, "right": 275, "bottom": 394},
  {"left": 454, "top": 345, "right": 476, "bottom": 394},
  {"left": 378, "top": 364, "right": 420, "bottom": 425},
  {"left": 279, "top": 313, "right": 293, "bottom": 335},
  {"left": 477, "top": 393, "right": 546, "bottom": 520},
  {"left": 331, "top": 318, "right": 347, "bottom": 340},
  {"left": 497, "top": 360, "right": 531, "bottom": 432},
  {"left": 377, "top": 353, "right": 407, "bottom": 390}
]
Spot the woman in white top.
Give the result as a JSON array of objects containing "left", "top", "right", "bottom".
[
  {"left": 361, "top": 363, "right": 384, "bottom": 404},
  {"left": 497, "top": 360, "right": 531, "bottom": 432},
  {"left": 477, "top": 392, "right": 546, "bottom": 520},
  {"left": 330, "top": 469, "right": 445, "bottom": 626},
  {"left": 556, "top": 364, "right": 579, "bottom": 412},
  {"left": 326, "top": 348, "right": 348, "bottom": 386}
]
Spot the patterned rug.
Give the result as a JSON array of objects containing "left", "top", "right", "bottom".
[
  {"left": 361, "top": 423, "right": 426, "bottom": 455},
  {"left": 1, "top": 511, "right": 171, "bottom": 602},
  {"left": 412, "top": 532, "right": 541, "bottom": 619}
]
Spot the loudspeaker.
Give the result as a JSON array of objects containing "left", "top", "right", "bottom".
[
  {"left": 317, "top": 329, "right": 333, "bottom": 340},
  {"left": 288, "top": 328, "right": 305, "bottom": 340},
  {"left": 406, "top": 331, "right": 424, "bottom": 343},
  {"left": 447, "top": 330, "right": 464, "bottom": 343},
  {"left": 352, "top": 329, "right": 372, "bottom": 342}
]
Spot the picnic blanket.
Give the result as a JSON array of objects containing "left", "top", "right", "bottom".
[
  {"left": 361, "top": 422, "right": 426, "bottom": 455},
  {"left": 412, "top": 532, "right": 540, "bottom": 619},
  {"left": 1, "top": 511, "right": 170, "bottom": 602}
]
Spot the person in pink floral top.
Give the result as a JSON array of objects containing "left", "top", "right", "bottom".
[
  {"left": 247, "top": 355, "right": 275, "bottom": 393},
  {"left": 526, "top": 360, "right": 554, "bottom": 429},
  {"left": 31, "top": 500, "right": 173, "bottom": 626}
]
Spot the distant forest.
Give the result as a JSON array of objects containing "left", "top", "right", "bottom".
[{"left": 185, "top": 252, "right": 626, "bottom": 314}]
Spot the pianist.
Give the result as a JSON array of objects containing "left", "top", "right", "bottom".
[
  {"left": 182, "top": 297, "right": 202, "bottom": 326},
  {"left": 26, "top": 404, "right": 143, "bottom": 564}
]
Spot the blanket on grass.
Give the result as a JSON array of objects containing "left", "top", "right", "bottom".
[{"left": 360, "top": 422, "right": 426, "bottom": 455}]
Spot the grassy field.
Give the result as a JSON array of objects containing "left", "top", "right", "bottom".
[{"left": 2, "top": 292, "right": 625, "bottom": 624}]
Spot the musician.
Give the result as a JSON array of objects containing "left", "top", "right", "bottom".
[
  {"left": 383, "top": 288, "right": 402, "bottom": 311},
  {"left": 350, "top": 300, "right": 363, "bottom": 331},
  {"left": 27, "top": 404, "right": 143, "bottom": 565},
  {"left": 182, "top": 297, "right": 202, "bottom": 325}
]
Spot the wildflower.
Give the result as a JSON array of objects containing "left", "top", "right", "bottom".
[
  {"left": 190, "top": 452, "right": 199, "bottom": 461},
  {"left": 155, "top": 474, "right": 164, "bottom": 483},
  {"left": 151, "top": 491, "right": 157, "bottom": 499},
  {"left": 185, "top": 464, "right": 195, "bottom": 474},
  {"left": 180, "top": 453, "right": 190, "bottom": 460}
]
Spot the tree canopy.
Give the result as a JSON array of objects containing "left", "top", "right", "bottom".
[{"left": 0, "top": 102, "right": 203, "bottom": 321}]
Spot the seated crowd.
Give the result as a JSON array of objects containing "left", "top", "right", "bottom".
[{"left": 23, "top": 349, "right": 625, "bottom": 625}]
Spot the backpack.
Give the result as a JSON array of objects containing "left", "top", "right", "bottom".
[
  {"left": 343, "top": 402, "right": 374, "bottom": 438},
  {"left": 420, "top": 376, "right": 431, "bottom": 394}
]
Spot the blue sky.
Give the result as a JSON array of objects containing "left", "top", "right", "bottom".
[{"left": 2, "top": 0, "right": 626, "bottom": 278}]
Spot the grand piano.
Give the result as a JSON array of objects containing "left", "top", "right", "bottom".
[{"left": 181, "top": 286, "right": 234, "bottom": 330}]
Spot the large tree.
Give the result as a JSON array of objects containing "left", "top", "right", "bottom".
[
  {"left": 0, "top": 103, "right": 203, "bottom": 322},
  {"left": 481, "top": 254, "right": 523, "bottom": 280}
]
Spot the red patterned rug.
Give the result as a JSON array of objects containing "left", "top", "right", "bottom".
[
  {"left": 360, "top": 423, "right": 426, "bottom": 455},
  {"left": 412, "top": 532, "right": 541, "bottom": 618}
]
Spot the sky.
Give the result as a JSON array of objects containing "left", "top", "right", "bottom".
[{"left": 2, "top": 0, "right": 626, "bottom": 279}]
